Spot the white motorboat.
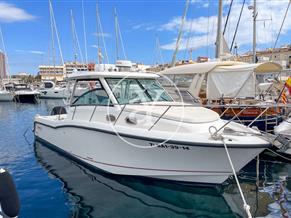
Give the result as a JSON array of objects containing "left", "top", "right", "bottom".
[
  {"left": 13, "top": 83, "right": 40, "bottom": 104},
  {"left": 274, "top": 118, "right": 291, "bottom": 155},
  {"left": 39, "top": 81, "right": 67, "bottom": 99},
  {"left": 34, "top": 71, "right": 270, "bottom": 184},
  {"left": 0, "top": 89, "right": 13, "bottom": 101}
]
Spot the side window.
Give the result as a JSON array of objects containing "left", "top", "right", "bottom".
[
  {"left": 107, "top": 78, "right": 151, "bottom": 104},
  {"left": 73, "top": 80, "right": 111, "bottom": 106}
]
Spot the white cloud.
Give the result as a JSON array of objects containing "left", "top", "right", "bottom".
[
  {"left": 190, "top": 0, "right": 210, "bottom": 8},
  {"left": 0, "top": 2, "right": 35, "bottom": 22},
  {"left": 93, "top": 32, "right": 111, "bottom": 38},
  {"left": 161, "top": 0, "right": 291, "bottom": 52},
  {"left": 131, "top": 22, "right": 156, "bottom": 31},
  {"left": 15, "top": 49, "right": 44, "bottom": 55},
  {"left": 29, "top": 50, "right": 44, "bottom": 55}
]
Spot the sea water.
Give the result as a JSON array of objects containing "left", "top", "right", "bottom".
[{"left": 0, "top": 100, "right": 290, "bottom": 218}]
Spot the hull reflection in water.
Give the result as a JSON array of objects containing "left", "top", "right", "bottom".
[{"left": 34, "top": 141, "right": 291, "bottom": 218}]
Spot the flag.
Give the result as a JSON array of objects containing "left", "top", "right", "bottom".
[
  {"left": 285, "top": 77, "right": 291, "bottom": 95},
  {"left": 281, "top": 90, "right": 287, "bottom": 104}
]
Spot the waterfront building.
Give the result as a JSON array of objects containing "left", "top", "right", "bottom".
[
  {"left": 38, "top": 62, "right": 96, "bottom": 81},
  {"left": 238, "top": 45, "right": 291, "bottom": 69},
  {"left": 38, "top": 65, "right": 64, "bottom": 81}
]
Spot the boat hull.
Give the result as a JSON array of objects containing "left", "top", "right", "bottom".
[
  {"left": 0, "top": 92, "right": 13, "bottom": 101},
  {"left": 34, "top": 122, "right": 264, "bottom": 184},
  {"left": 13, "top": 94, "right": 39, "bottom": 103},
  {"left": 39, "top": 89, "right": 66, "bottom": 99}
]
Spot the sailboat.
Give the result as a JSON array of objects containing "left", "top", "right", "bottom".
[
  {"left": 159, "top": 0, "right": 287, "bottom": 133},
  {"left": 0, "top": 28, "right": 13, "bottom": 102}
]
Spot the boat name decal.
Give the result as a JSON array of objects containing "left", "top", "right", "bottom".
[{"left": 149, "top": 142, "right": 190, "bottom": 150}]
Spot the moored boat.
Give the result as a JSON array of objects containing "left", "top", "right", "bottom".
[
  {"left": 159, "top": 61, "right": 286, "bottom": 133},
  {"left": 13, "top": 83, "right": 40, "bottom": 104},
  {"left": 39, "top": 81, "right": 67, "bottom": 99},
  {"left": 34, "top": 70, "right": 270, "bottom": 184},
  {"left": 0, "top": 89, "right": 13, "bottom": 102}
]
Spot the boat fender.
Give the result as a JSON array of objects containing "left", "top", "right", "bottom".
[
  {"left": 0, "top": 169, "right": 20, "bottom": 218},
  {"left": 51, "top": 106, "right": 67, "bottom": 116}
]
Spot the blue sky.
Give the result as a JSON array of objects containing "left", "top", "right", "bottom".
[{"left": 0, "top": 0, "right": 290, "bottom": 75}]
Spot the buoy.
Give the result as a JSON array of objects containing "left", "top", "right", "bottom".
[{"left": 0, "top": 168, "right": 20, "bottom": 218}]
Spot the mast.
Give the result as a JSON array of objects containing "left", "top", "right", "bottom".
[
  {"left": 114, "top": 8, "right": 119, "bottom": 61},
  {"left": 252, "top": 0, "right": 257, "bottom": 63},
  {"left": 81, "top": 0, "right": 88, "bottom": 64},
  {"left": 215, "top": 0, "right": 223, "bottom": 59},
  {"left": 49, "top": 0, "right": 56, "bottom": 81},
  {"left": 70, "top": 10, "right": 78, "bottom": 66},
  {"left": 0, "top": 27, "right": 9, "bottom": 83},
  {"left": 171, "top": 0, "right": 190, "bottom": 67},
  {"left": 96, "top": 4, "right": 101, "bottom": 67}
]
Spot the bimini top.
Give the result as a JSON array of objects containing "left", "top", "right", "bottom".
[
  {"left": 67, "top": 71, "right": 159, "bottom": 80},
  {"left": 159, "top": 61, "right": 282, "bottom": 75}
]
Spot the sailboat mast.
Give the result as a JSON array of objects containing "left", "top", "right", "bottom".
[
  {"left": 252, "top": 0, "right": 257, "bottom": 63},
  {"left": 114, "top": 8, "right": 119, "bottom": 61},
  {"left": 49, "top": 0, "right": 56, "bottom": 81},
  {"left": 70, "top": 10, "right": 78, "bottom": 66},
  {"left": 215, "top": 0, "right": 223, "bottom": 59},
  {"left": 171, "top": 0, "right": 190, "bottom": 67},
  {"left": 81, "top": 0, "right": 88, "bottom": 64},
  {"left": 96, "top": 4, "right": 101, "bottom": 67}
]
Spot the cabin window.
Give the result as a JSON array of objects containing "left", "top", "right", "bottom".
[
  {"left": 72, "top": 80, "right": 111, "bottom": 106},
  {"left": 44, "top": 82, "right": 54, "bottom": 89},
  {"left": 106, "top": 78, "right": 173, "bottom": 104}
]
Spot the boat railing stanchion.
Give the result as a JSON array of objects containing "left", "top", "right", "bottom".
[
  {"left": 148, "top": 105, "right": 171, "bottom": 131},
  {"left": 113, "top": 104, "right": 127, "bottom": 126},
  {"left": 247, "top": 107, "right": 269, "bottom": 128},
  {"left": 72, "top": 106, "right": 77, "bottom": 120},
  {"left": 213, "top": 105, "right": 250, "bottom": 136},
  {"left": 230, "top": 107, "right": 244, "bottom": 125},
  {"left": 219, "top": 107, "right": 230, "bottom": 118},
  {"left": 89, "top": 105, "right": 98, "bottom": 122}
]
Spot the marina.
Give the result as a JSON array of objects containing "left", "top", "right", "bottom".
[
  {"left": 0, "top": 100, "right": 291, "bottom": 217},
  {"left": 0, "top": 0, "right": 291, "bottom": 217}
]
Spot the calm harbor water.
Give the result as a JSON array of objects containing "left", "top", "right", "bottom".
[{"left": 0, "top": 100, "right": 291, "bottom": 218}]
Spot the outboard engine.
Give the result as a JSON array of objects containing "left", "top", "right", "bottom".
[
  {"left": 0, "top": 169, "right": 20, "bottom": 218},
  {"left": 51, "top": 106, "right": 67, "bottom": 116}
]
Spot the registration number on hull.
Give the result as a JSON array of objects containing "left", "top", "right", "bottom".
[{"left": 149, "top": 142, "right": 190, "bottom": 150}]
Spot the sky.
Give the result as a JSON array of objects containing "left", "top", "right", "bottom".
[{"left": 0, "top": 0, "right": 290, "bottom": 75}]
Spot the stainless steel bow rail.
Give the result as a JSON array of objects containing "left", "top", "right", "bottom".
[{"left": 69, "top": 102, "right": 291, "bottom": 133}]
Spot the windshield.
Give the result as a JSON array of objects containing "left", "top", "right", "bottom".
[{"left": 106, "top": 78, "right": 173, "bottom": 104}]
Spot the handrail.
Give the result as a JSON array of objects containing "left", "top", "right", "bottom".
[
  {"left": 89, "top": 105, "right": 97, "bottom": 122},
  {"left": 113, "top": 104, "right": 126, "bottom": 125},
  {"left": 212, "top": 106, "right": 251, "bottom": 136},
  {"left": 148, "top": 106, "right": 171, "bottom": 131},
  {"left": 69, "top": 102, "right": 291, "bottom": 108},
  {"left": 72, "top": 106, "right": 77, "bottom": 120},
  {"left": 247, "top": 107, "right": 269, "bottom": 127}
]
